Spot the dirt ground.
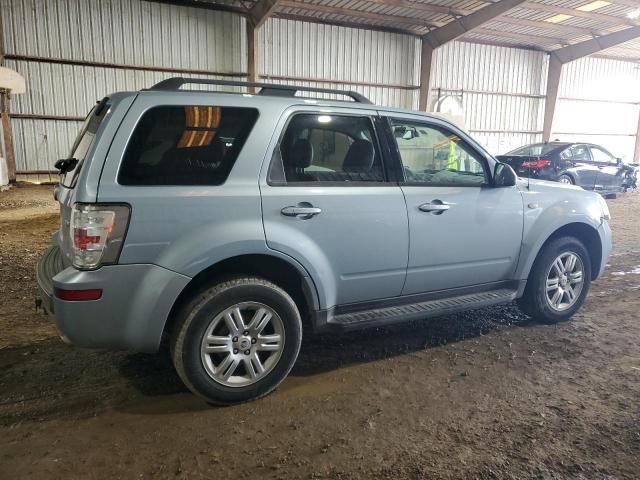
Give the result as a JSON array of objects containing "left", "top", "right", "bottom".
[{"left": 1, "top": 183, "right": 639, "bottom": 480}]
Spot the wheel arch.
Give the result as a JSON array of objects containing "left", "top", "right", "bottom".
[
  {"left": 558, "top": 172, "right": 575, "bottom": 184},
  {"left": 521, "top": 222, "right": 602, "bottom": 284},
  {"left": 162, "top": 254, "right": 320, "bottom": 343}
]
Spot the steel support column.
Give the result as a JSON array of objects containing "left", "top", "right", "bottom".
[
  {"left": 419, "top": 41, "right": 433, "bottom": 111},
  {"left": 542, "top": 54, "right": 562, "bottom": 142},
  {"left": 0, "top": 92, "right": 16, "bottom": 182}
]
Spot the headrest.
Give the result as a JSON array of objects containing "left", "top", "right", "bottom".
[
  {"left": 343, "top": 140, "right": 375, "bottom": 171},
  {"left": 289, "top": 139, "right": 313, "bottom": 169}
]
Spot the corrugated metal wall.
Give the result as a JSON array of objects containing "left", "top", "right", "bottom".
[
  {"left": 552, "top": 57, "right": 640, "bottom": 161},
  {"left": 431, "top": 41, "right": 548, "bottom": 155},
  {"left": 0, "top": 0, "right": 247, "bottom": 174},
  {"left": 2, "top": 1, "right": 639, "bottom": 174},
  {"left": 259, "top": 18, "right": 421, "bottom": 109}
]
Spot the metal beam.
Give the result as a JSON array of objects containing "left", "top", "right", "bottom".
[
  {"left": 4, "top": 54, "right": 247, "bottom": 78},
  {"left": 419, "top": 41, "right": 433, "bottom": 111},
  {"left": 542, "top": 54, "right": 562, "bottom": 142},
  {"left": 489, "top": 16, "right": 604, "bottom": 37},
  {"left": 523, "top": 2, "right": 640, "bottom": 27},
  {"left": 542, "top": 27, "right": 640, "bottom": 144},
  {"left": 366, "top": 0, "right": 604, "bottom": 37},
  {"left": 552, "top": 26, "right": 640, "bottom": 64},
  {"left": 422, "top": 0, "right": 528, "bottom": 49},
  {"left": 474, "top": 26, "right": 566, "bottom": 47},
  {"left": 274, "top": 12, "right": 421, "bottom": 36},
  {"left": 248, "top": 0, "right": 282, "bottom": 30},
  {"left": 280, "top": 1, "right": 438, "bottom": 29},
  {"left": 281, "top": 1, "right": 578, "bottom": 47},
  {"left": 144, "top": 0, "right": 246, "bottom": 15},
  {"left": 0, "top": 8, "right": 16, "bottom": 184},
  {"left": 360, "top": 0, "right": 468, "bottom": 17}
]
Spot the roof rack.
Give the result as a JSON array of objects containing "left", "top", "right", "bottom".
[{"left": 148, "top": 77, "right": 372, "bottom": 104}]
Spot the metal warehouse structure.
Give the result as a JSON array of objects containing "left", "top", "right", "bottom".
[{"left": 0, "top": 0, "right": 639, "bottom": 182}]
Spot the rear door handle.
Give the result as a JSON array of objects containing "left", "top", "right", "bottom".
[
  {"left": 419, "top": 201, "right": 450, "bottom": 214},
  {"left": 281, "top": 205, "right": 322, "bottom": 219}
]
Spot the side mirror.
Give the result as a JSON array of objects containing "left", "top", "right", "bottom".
[{"left": 494, "top": 162, "right": 517, "bottom": 187}]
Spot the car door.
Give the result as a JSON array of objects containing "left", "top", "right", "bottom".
[
  {"left": 566, "top": 144, "right": 598, "bottom": 190},
  {"left": 383, "top": 115, "right": 523, "bottom": 295},
  {"left": 260, "top": 108, "right": 409, "bottom": 308},
  {"left": 589, "top": 145, "right": 623, "bottom": 191}
]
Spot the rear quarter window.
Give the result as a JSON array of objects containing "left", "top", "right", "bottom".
[
  {"left": 61, "top": 98, "right": 110, "bottom": 187},
  {"left": 119, "top": 105, "right": 258, "bottom": 185}
]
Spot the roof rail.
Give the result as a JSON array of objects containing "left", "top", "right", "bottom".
[{"left": 148, "top": 77, "right": 372, "bottom": 104}]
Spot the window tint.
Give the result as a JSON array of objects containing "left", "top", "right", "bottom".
[
  {"left": 119, "top": 105, "right": 258, "bottom": 185},
  {"left": 590, "top": 146, "right": 614, "bottom": 164},
  {"left": 569, "top": 145, "right": 591, "bottom": 162},
  {"left": 390, "top": 120, "right": 488, "bottom": 186},
  {"left": 279, "top": 114, "right": 384, "bottom": 184}
]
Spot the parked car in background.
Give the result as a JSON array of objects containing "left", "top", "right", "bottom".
[{"left": 497, "top": 142, "right": 637, "bottom": 196}]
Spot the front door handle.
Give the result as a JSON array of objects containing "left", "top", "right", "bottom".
[
  {"left": 419, "top": 201, "right": 450, "bottom": 214},
  {"left": 281, "top": 204, "right": 322, "bottom": 219}
]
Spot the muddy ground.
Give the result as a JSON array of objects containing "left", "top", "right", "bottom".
[{"left": 1, "top": 183, "right": 639, "bottom": 479}]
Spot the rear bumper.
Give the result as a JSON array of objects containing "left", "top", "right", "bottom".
[
  {"left": 36, "top": 246, "right": 191, "bottom": 353},
  {"left": 36, "top": 246, "right": 63, "bottom": 315}
]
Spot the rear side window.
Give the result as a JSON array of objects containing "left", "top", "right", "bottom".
[
  {"left": 568, "top": 145, "right": 591, "bottom": 162},
  {"left": 276, "top": 114, "right": 385, "bottom": 184},
  {"left": 119, "top": 105, "right": 258, "bottom": 185}
]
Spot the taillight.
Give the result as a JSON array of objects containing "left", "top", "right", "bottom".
[
  {"left": 71, "top": 204, "right": 130, "bottom": 269},
  {"left": 521, "top": 159, "right": 551, "bottom": 170}
]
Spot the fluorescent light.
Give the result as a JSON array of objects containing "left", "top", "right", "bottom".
[
  {"left": 317, "top": 115, "right": 332, "bottom": 123},
  {"left": 576, "top": 1, "right": 610, "bottom": 12},
  {"left": 545, "top": 13, "right": 573, "bottom": 23},
  {"left": 628, "top": 9, "right": 640, "bottom": 19}
]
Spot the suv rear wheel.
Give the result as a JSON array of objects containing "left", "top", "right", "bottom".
[
  {"left": 517, "top": 236, "right": 591, "bottom": 324},
  {"left": 171, "top": 277, "right": 302, "bottom": 404}
]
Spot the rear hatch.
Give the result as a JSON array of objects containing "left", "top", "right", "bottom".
[{"left": 54, "top": 97, "right": 115, "bottom": 267}]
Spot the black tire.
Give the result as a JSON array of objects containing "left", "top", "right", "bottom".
[
  {"left": 170, "top": 277, "right": 302, "bottom": 405},
  {"left": 557, "top": 174, "right": 574, "bottom": 185},
  {"left": 517, "top": 236, "right": 591, "bottom": 324}
]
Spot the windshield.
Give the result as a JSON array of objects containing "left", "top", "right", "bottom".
[
  {"left": 507, "top": 143, "right": 565, "bottom": 156},
  {"left": 61, "top": 98, "right": 110, "bottom": 187}
]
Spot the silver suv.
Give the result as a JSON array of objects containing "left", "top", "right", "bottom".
[{"left": 37, "top": 78, "right": 613, "bottom": 404}]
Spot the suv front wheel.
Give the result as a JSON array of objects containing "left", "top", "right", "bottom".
[
  {"left": 518, "top": 236, "right": 592, "bottom": 324},
  {"left": 171, "top": 277, "right": 302, "bottom": 405}
]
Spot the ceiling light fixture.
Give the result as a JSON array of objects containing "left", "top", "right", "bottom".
[
  {"left": 545, "top": 13, "right": 573, "bottom": 23},
  {"left": 628, "top": 9, "right": 640, "bottom": 20},
  {"left": 576, "top": 1, "right": 611, "bottom": 12}
]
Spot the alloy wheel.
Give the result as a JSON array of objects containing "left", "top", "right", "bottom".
[
  {"left": 200, "top": 302, "right": 285, "bottom": 387},
  {"left": 545, "top": 252, "right": 584, "bottom": 312}
]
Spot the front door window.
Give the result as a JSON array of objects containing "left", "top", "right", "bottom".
[{"left": 389, "top": 120, "right": 488, "bottom": 186}]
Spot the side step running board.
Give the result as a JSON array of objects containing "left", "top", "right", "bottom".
[{"left": 328, "top": 288, "right": 518, "bottom": 330}]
